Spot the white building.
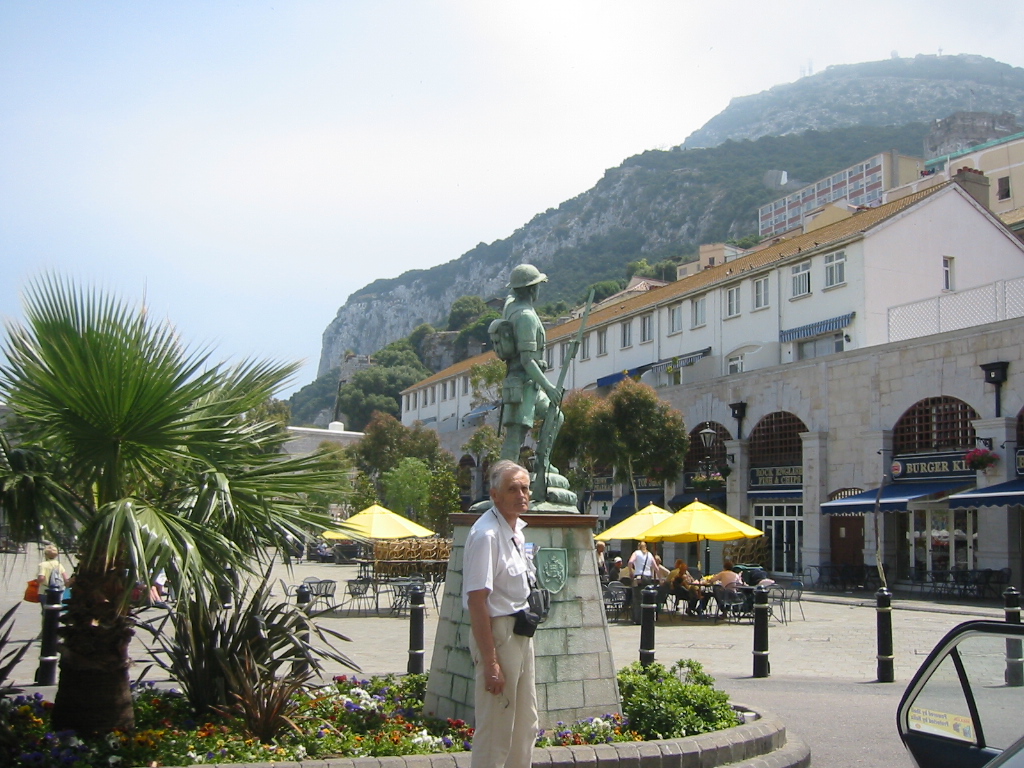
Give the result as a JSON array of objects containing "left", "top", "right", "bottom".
[{"left": 403, "top": 173, "right": 1024, "bottom": 584}]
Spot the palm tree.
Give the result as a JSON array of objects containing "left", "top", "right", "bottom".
[{"left": 0, "top": 276, "right": 341, "bottom": 735}]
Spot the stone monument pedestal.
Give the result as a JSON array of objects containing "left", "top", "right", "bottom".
[{"left": 423, "top": 513, "right": 620, "bottom": 729}]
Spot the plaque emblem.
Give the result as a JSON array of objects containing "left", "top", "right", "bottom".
[{"left": 536, "top": 547, "right": 568, "bottom": 594}]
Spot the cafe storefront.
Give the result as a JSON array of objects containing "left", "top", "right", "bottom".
[
  {"left": 748, "top": 465, "right": 804, "bottom": 576},
  {"left": 821, "top": 451, "right": 975, "bottom": 579}
]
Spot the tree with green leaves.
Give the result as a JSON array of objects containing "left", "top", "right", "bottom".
[
  {"left": 373, "top": 338, "right": 430, "bottom": 373},
  {"left": 468, "top": 358, "right": 506, "bottom": 407},
  {"left": 550, "top": 390, "right": 604, "bottom": 498},
  {"left": 591, "top": 379, "right": 689, "bottom": 513},
  {"left": 425, "top": 459, "right": 462, "bottom": 536},
  {"left": 347, "top": 411, "right": 449, "bottom": 486},
  {"left": 447, "top": 295, "right": 489, "bottom": 331},
  {"left": 381, "top": 457, "right": 431, "bottom": 522},
  {"left": 335, "top": 365, "right": 426, "bottom": 431},
  {"left": 463, "top": 424, "right": 502, "bottom": 468},
  {"left": 0, "top": 276, "right": 341, "bottom": 736},
  {"left": 349, "top": 471, "right": 381, "bottom": 512}
]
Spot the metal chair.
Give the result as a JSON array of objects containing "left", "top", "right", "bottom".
[
  {"left": 771, "top": 581, "right": 805, "bottom": 624},
  {"left": 603, "top": 582, "right": 628, "bottom": 621},
  {"left": 344, "top": 578, "right": 377, "bottom": 616},
  {"left": 309, "top": 579, "right": 337, "bottom": 611}
]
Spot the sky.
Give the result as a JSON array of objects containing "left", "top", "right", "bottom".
[{"left": 2, "top": 1, "right": 1023, "bottom": 397}]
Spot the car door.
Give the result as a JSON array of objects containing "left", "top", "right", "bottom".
[{"left": 898, "top": 621, "right": 1024, "bottom": 768}]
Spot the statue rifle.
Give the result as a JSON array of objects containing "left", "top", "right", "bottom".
[{"left": 552, "top": 288, "right": 595, "bottom": 403}]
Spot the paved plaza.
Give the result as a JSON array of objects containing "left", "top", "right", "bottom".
[{"left": 1, "top": 552, "right": 1009, "bottom": 766}]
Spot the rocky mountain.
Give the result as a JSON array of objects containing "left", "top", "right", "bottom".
[
  {"left": 683, "top": 54, "right": 1024, "bottom": 149},
  {"left": 317, "top": 54, "right": 1024, "bottom": 379}
]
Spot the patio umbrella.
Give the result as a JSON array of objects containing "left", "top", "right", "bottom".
[
  {"left": 594, "top": 503, "right": 673, "bottom": 542},
  {"left": 638, "top": 500, "right": 763, "bottom": 574},
  {"left": 323, "top": 504, "right": 435, "bottom": 540}
]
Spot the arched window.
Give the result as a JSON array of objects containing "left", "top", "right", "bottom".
[
  {"left": 748, "top": 412, "right": 807, "bottom": 468},
  {"left": 892, "top": 397, "right": 979, "bottom": 455},
  {"left": 684, "top": 421, "right": 732, "bottom": 473}
]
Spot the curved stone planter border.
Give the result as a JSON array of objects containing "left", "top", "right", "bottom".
[{"left": 170, "top": 705, "right": 808, "bottom": 768}]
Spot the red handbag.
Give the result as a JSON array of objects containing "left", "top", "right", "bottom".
[{"left": 24, "top": 579, "right": 40, "bottom": 603}]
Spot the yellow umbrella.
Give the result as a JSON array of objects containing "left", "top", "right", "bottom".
[
  {"left": 638, "top": 500, "right": 762, "bottom": 573},
  {"left": 594, "top": 503, "right": 673, "bottom": 542},
  {"left": 323, "top": 504, "right": 435, "bottom": 540},
  {"left": 639, "top": 501, "right": 763, "bottom": 543}
]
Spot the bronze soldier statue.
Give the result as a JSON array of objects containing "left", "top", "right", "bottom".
[{"left": 489, "top": 264, "right": 580, "bottom": 509}]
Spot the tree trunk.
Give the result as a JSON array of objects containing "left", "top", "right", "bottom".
[{"left": 51, "top": 569, "right": 136, "bottom": 735}]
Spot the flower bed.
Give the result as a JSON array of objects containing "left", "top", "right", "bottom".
[{"left": 1, "top": 661, "right": 738, "bottom": 767}]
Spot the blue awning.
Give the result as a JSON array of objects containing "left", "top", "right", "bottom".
[
  {"left": 462, "top": 401, "right": 498, "bottom": 425},
  {"left": 820, "top": 481, "right": 973, "bottom": 514},
  {"left": 948, "top": 479, "right": 1024, "bottom": 508},
  {"left": 669, "top": 491, "right": 725, "bottom": 511},
  {"left": 747, "top": 489, "right": 803, "bottom": 500},
  {"left": 780, "top": 312, "right": 855, "bottom": 343},
  {"left": 650, "top": 347, "right": 713, "bottom": 374},
  {"left": 607, "top": 491, "right": 665, "bottom": 526},
  {"left": 596, "top": 363, "right": 655, "bottom": 388}
]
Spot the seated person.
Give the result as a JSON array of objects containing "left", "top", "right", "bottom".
[
  {"left": 702, "top": 559, "right": 742, "bottom": 614},
  {"left": 608, "top": 556, "right": 622, "bottom": 583},
  {"left": 665, "top": 559, "right": 701, "bottom": 614}
]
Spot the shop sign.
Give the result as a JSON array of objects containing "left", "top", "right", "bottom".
[
  {"left": 890, "top": 451, "right": 974, "bottom": 481},
  {"left": 591, "top": 476, "right": 614, "bottom": 493},
  {"left": 1017, "top": 449, "right": 1024, "bottom": 476},
  {"left": 632, "top": 476, "right": 663, "bottom": 490},
  {"left": 749, "top": 466, "right": 803, "bottom": 488}
]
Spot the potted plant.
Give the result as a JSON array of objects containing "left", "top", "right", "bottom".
[
  {"left": 692, "top": 471, "right": 726, "bottom": 491},
  {"left": 964, "top": 448, "right": 1000, "bottom": 472}
]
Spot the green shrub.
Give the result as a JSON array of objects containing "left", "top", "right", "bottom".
[{"left": 616, "top": 659, "right": 739, "bottom": 740}]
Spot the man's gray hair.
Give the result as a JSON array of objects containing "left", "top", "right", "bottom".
[{"left": 489, "top": 459, "right": 527, "bottom": 493}]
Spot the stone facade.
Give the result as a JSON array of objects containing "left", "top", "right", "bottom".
[{"left": 424, "top": 513, "right": 620, "bottom": 729}]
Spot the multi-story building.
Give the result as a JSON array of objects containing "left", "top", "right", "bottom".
[
  {"left": 757, "top": 150, "right": 924, "bottom": 239},
  {"left": 402, "top": 172, "right": 1024, "bottom": 583}
]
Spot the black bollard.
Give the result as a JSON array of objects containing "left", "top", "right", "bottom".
[
  {"left": 752, "top": 585, "right": 770, "bottom": 678},
  {"left": 1004, "top": 587, "right": 1023, "bottom": 687},
  {"left": 36, "top": 583, "right": 63, "bottom": 686},
  {"left": 876, "top": 587, "right": 894, "bottom": 683},
  {"left": 408, "top": 584, "right": 426, "bottom": 674},
  {"left": 293, "top": 584, "right": 312, "bottom": 677},
  {"left": 639, "top": 584, "right": 658, "bottom": 667}
]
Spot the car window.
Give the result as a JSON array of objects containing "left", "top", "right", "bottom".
[
  {"left": 907, "top": 651, "right": 976, "bottom": 744},
  {"left": 957, "top": 634, "right": 1024, "bottom": 751},
  {"left": 907, "top": 631, "right": 1024, "bottom": 751}
]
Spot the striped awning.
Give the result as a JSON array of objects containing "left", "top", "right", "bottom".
[
  {"left": 596, "top": 363, "right": 656, "bottom": 388},
  {"left": 820, "top": 481, "right": 972, "bottom": 514},
  {"left": 650, "top": 347, "right": 713, "bottom": 374},
  {"left": 779, "top": 312, "right": 855, "bottom": 343},
  {"left": 948, "top": 479, "right": 1024, "bottom": 508}
]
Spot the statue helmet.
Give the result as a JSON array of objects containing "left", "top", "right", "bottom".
[{"left": 508, "top": 264, "right": 548, "bottom": 290}]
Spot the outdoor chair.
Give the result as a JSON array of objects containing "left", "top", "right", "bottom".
[
  {"left": 713, "top": 584, "right": 751, "bottom": 623},
  {"left": 278, "top": 578, "right": 298, "bottom": 598},
  {"left": 603, "top": 582, "right": 628, "bottom": 621},
  {"left": 309, "top": 579, "right": 337, "bottom": 611},
  {"left": 989, "top": 567, "right": 1012, "bottom": 599},
  {"left": 345, "top": 578, "right": 377, "bottom": 616},
  {"left": 770, "top": 581, "right": 805, "bottom": 623}
]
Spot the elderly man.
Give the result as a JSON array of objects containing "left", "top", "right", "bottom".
[{"left": 463, "top": 459, "right": 538, "bottom": 768}]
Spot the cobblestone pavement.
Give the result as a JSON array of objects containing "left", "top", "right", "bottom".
[{"left": 2, "top": 553, "right": 1008, "bottom": 766}]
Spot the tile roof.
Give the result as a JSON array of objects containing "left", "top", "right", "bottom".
[{"left": 404, "top": 182, "right": 950, "bottom": 393}]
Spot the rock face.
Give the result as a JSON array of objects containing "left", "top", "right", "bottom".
[
  {"left": 318, "top": 54, "right": 1024, "bottom": 377},
  {"left": 683, "top": 54, "right": 1024, "bottom": 148}
]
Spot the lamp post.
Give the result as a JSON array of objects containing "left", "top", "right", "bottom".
[{"left": 697, "top": 422, "right": 717, "bottom": 574}]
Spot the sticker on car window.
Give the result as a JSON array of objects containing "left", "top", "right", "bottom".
[{"left": 908, "top": 706, "right": 975, "bottom": 743}]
